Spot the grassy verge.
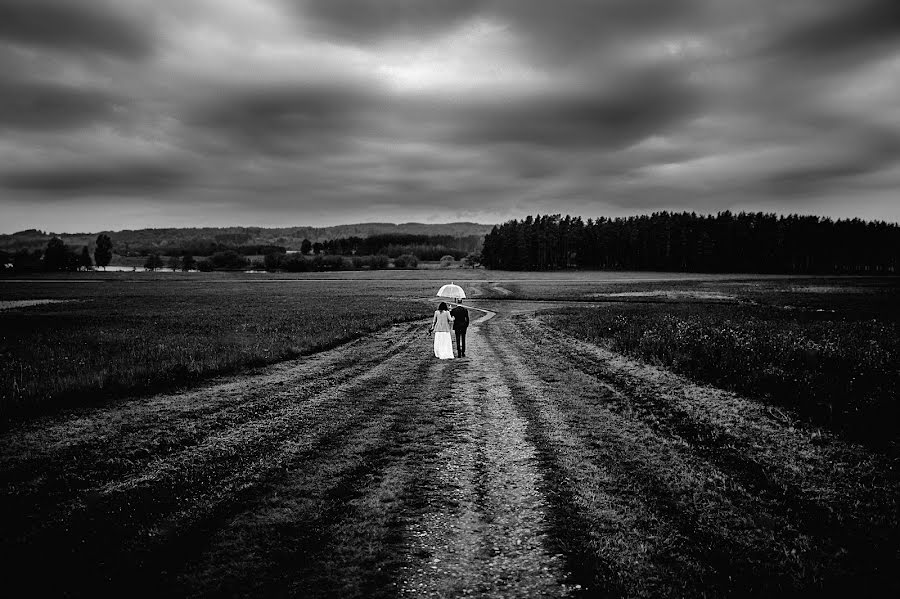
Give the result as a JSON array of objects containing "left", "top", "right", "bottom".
[
  {"left": 0, "top": 280, "right": 426, "bottom": 419},
  {"left": 544, "top": 302, "right": 899, "bottom": 450}
]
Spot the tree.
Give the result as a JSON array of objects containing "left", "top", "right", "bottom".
[
  {"left": 79, "top": 246, "right": 93, "bottom": 270},
  {"left": 312, "top": 242, "right": 323, "bottom": 255},
  {"left": 370, "top": 254, "right": 390, "bottom": 270},
  {"left": 463, "top": 252, "right": 481, "bottom": 268},
  {"left": 181, "top": 253, "right": 196, "bottom": 271},
  {"left": 209, "top": 250, "right": 247, "bottom": 270},
  {"left": 144, "top": 254, "right": 163, "bottom": 270},
  {"left": 263, "top": 251, "right": 281, "bottom": 271},
  {"left": 167, "top": 256, "right": 180, "bottom": 271},
  {"left": 300, "top": 239, "right": 312, "bottom": 255},
  {"left": 13, "top": 249, "right": 43, "bottom": 273},
  {"left": 43, "top": 237, "right": 68, "bottom": 271},
  {"left": 94, "top": 234, "right": 113, "bottom": 270},
  {"left": 393, "top": 253, "right": 419, "bottom": 269}
]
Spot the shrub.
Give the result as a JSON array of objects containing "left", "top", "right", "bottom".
[
  {"left": 209, "top": 250, "right": 247, "bottom": 270},
  {"left": 317, "top": 255, "right": 348, "bottom": 271},
  {"left": 440, "top": 254, "right": 455, "bottom": 268},
  {"left": 144, "top": 254, "right": 164, "bottom": 271},
  {"left": 463, "top": 252, "right": 481, "bottom": 268},
  {"left": 393, "top": 254, "right": 419, "bottom": 269},
  {"left": 196, "top": 260, "right": 214, "bottom": 272},
  {"left": 370, "top": 254, "right": 390, "bottom": 270},
  {"left": 263, "top": 252, "right": 282, "bottom": 271},
  {"left": 351, "top": 255, "right": 390, "bottom": 270},
  {"left": 282, "top": 254, "right": 309, "bottom": 272}
]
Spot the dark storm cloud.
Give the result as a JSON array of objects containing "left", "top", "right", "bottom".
[
  {"left": 0, "top": 77, "right": 124, "bottom": 130},
  {"left": 188, "top": 56, "right": 700, "bottom": 159},
  {"left": 297, "top": 0, "right": 703, "bottom": 56},
  {"left": 762, "top": 0, "right": 900, "bottom": 64},
  {"left": 763, "top": 126, "right": 900, "bottom": 195},
  {"left": 189, "top": 81, "right": 386, "bottom": 155},
  {"left": 448, "top": 69, "right": 701, "bottom": 148},
  {"left": 1, "top": 162, "right": 191, "bottom": 194},
  {"left": 297, "top": 0, "right": 483, "bottom": 42},
  {"left": 0, "top": 0, "right": 152, "bottom": 59}
]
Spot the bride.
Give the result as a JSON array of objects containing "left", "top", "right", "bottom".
[{"left": 430, "top": 302, "right": 455, "bottom": 359}]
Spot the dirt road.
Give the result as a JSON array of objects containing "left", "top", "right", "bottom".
[{"left": 2, "top": 302, "right": 897, "bottom": 597}]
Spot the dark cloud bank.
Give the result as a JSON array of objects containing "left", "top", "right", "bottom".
[{"left": 1, "top": 0, "right": 899, "bottom": 232}]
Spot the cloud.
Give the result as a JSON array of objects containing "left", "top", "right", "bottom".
[
  {"left": 0, "top": 77, "right": 125, "bottom": 130},
  {"left": 187, "top": 80, "right": 388, "bottom": 156},
  {"left": 2, "top": 0, "right": 900, "bottom": 233},
  {"left": 296, "top": 0, "right": 484, "bottom": 43},
  {"left": 447, "top": 67, "right": 702, "bottom": 148},
  {"left": 295, "top": 0, "right": 706, "bottom": 59},
  {"left": 0, "top": 0, "right": 152, "bottom": 59},
  {"left": 761, "top": 0, "right": 900, "bottom": 65},
  {"left": 1, "top": 162, "right": 191, "bottom": 194}
]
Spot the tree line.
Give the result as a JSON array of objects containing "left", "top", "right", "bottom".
[
  {"left": 320, "top": 233, "right": 482, "bottom": 260},
  {"left": 0, "top": 233, "right": 475, "bottom": 273},
  {"left": 481, "top": 212, "right": 900, "bottom": 273},
  {"left": 2, "top": 235, "right": 114, "bottom": 273}
]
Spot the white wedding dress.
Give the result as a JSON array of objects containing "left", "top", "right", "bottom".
[{"left": 432, "top": 310, "right": 455, "bottom": 359}]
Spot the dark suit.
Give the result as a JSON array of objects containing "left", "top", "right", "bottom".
[{"left": 450, "top": 305, "right": 469, "bottom": 357}]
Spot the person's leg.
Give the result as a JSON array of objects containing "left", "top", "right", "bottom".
[
  {"left": 460, "top": 330, "right": 466, "bottom": 356},
  {"left": 455, "top": 330, "right": 462, "bottom": 357}
]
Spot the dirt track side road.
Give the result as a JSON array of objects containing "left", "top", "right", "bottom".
[{"left": 1, "top": 303, "right": 897, "bottom": 597}]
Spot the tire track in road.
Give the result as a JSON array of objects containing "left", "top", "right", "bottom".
[
  {"left": 482, "top": 317, "right": 703, "bottom": 597},
  {"left": 172, "top": 357, "right": 454, "bottom": 598},
  {"left": 491, "top": 315, "right": 810, "bottom": 595},
  {"left": 398, "top": 316, "right": 574, "bottom": 598}
]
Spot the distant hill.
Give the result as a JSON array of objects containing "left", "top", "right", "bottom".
[{"left": 0, "top": 223, "right": 496, "bottom": 254}]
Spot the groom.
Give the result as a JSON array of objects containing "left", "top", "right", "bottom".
[{"left": 450, "top": 302, "right": 469, "bottom": 357}]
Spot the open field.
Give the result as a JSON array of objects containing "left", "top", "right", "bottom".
[
  {"left": 0, "top": 280, "right": 431, "bottom": 418},
  {"left": 1, "top": 272, "right": 898, "bottom": 596},
  {"left": 545, "top": 299, "right": 899, "bottom": 451}
]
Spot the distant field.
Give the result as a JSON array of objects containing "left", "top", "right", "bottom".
[{"left": 0, "top": 279, "right": 434, "bottom": 418}]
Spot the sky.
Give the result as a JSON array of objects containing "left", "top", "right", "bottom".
[{"left": 1, "top": 0, "right": 899, "bottom": 233}]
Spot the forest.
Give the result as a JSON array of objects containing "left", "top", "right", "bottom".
[
  {"left": 481, "top": 212, "right": 900, "bottom": 273},
  {"left": 322, "top": 233, "right": 483, "bottom": 260}
]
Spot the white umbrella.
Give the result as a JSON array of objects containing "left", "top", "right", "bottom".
[{"left": 436, "top": 282, "right": 466, "bottom": 301}]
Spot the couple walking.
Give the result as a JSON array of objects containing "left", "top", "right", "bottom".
[{"left": 429, "top": 302, "right": 468, "bottom": 359}]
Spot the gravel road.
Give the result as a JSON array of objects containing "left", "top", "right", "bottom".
[{"left": 2, "top": 302, "right": 896, "bottom": 597}]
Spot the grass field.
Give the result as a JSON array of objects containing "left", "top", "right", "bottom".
[
  {"left": 493, "top": 275, "right": 900, "bottom": 451},
  {"left": 545, "top": 300, "right": 899, "bottom": 451},
  {"left": 0, "top": 279, "right": 433, "bottom": 419},
  {"left": 1, "top": 271, "right": 898, "bottom": 596}
]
